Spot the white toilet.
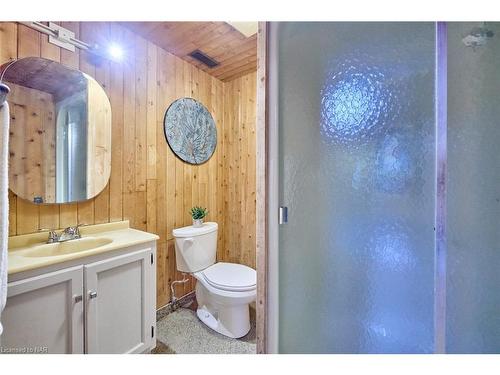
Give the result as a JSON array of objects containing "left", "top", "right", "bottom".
[{"left": 172, "top": 222, "right": 256, "bottom": 338}]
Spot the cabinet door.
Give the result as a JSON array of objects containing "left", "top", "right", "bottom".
[
  {"left": 85, "top": 247, "right": 155, "bottom": 354},
  {"left": 1, "top": 266, "right": 84, "bottom": 354}
]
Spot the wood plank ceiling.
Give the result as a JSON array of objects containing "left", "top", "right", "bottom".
[{"left": 120, "top": 22, "right": 257, "bottom": 82}]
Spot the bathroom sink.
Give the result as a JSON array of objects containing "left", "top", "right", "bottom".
[{"left": 21, "top": 237, "right": 113, "bottom": 257}]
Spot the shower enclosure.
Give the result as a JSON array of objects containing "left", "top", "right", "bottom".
[{"left": 268, "top": 22, "right": 500, "bottom": 353}]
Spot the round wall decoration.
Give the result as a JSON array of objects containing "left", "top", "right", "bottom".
[{"left": 163, "top": 97, "right": 217, "bottom": 164}]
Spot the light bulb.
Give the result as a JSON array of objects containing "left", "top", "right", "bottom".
[{"left": 108, "top": 43, "right": 124, "bottom": 60}]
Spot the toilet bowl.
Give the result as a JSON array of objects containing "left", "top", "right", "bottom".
[{"left": 172, "top": 222, "right": 256, "bottom": 338}]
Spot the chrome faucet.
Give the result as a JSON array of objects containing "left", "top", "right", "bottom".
[
  {"left": 45, "top": 226, "right": 82, "bottom": 243},
  {"left": 59, "top": 226, "right": 81, "bottom": 242}
]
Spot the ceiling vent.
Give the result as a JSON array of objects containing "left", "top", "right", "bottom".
[{"left": 188, "top": 50, "right": 220, "bottom": 68}]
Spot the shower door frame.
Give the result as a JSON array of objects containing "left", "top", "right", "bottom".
[
  {"left": 255, "top": 21, "right": 270, "bottom": 354},
  {"left": 263, "top": 21, "right": 449, "bottom": 354}
]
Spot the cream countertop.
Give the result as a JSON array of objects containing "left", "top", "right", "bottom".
[{"left": 8, "top": 221, "right": 159, "bottom": 275}]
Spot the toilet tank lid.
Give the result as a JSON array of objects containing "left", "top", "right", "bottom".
[{"left": 172, "top": 222, "right": 218, "bottom": 238}]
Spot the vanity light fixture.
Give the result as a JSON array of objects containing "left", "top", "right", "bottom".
[
  {"left": 19, "top": 22, "right": 90, "bottom": 52},
  {"left": 18, "top": 22, "right": 124, "bottom": 62}
]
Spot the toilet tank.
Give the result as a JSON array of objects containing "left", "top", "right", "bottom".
[{"left": 172, "top": 222, "right": 218, "bottom": 273}]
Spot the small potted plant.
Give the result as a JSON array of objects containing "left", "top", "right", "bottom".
[{"left": 190, "top": 206, "right": 208, "bottom": 228}]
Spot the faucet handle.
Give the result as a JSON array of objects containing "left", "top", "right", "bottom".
[
  {"left": 41, "top": 229, "right": 59, "bottom": 243},
  {"left": 63, "top": 225, "right": 81, "bottom": 239}
]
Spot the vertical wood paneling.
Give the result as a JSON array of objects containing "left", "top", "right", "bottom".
[
  {"left": 156, "top": 48, "right": 170, "bottom": 244},
  {"left": 215, "top": 80, "right": 225, "bottom": 249},
  {"left": 108, "top": 23, "right": 124, "bottom": 223},
  {"left": 135, "top": 35, "right": 148, "bottom": 194},
  {"left": 15, "top": 24, "right": 40, "bottom": 234},
  {"left": 0, "top": 23, "right": 17, "bottom": 63},
  {"left": 222, "top": 72, "right": 257, "bottom": 269},
  {"left": 174, "top": 58, "right": 184, "bottom": 231},
  {"left": 145, "top": 46, "right": 158, "bottom": 232},
  {"left": 121, "top": 26, "right": 137, "bottom": 229},
  {"left": 2, "top": 22, "right": 256, "bottom": 309},
  {"left": 8, "top": 191, "right": 16, "bottom": 236},
  {"left": 92, "top": 23, "right": 111, "bottom": 225},
  {"left": 133, "top": 34, "right": 149, "bottom": 233}
]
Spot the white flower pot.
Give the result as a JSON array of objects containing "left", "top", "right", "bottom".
[{"left": 193, "top": 219, "right": 204, "bottom": 228}]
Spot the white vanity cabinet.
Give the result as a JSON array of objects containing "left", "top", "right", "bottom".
[{"left": 2, "top": 241, "right": 156, "bottom": 354}]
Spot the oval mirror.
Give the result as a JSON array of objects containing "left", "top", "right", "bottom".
[{"left": 1, "top": 57, "right": 111, "bottom": 204}]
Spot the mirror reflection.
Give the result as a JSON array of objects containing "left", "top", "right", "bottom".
[{"left": 1, "top": 57, "right": 111, "bottom": 204}]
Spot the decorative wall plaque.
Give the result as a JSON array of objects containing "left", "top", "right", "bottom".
[{"left": 163, "top": 97, "right": 217, "bottom": 164}]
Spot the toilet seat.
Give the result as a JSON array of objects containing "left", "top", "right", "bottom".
[{"left": 199, "top": 262, "right": 256, "bottom": 292}]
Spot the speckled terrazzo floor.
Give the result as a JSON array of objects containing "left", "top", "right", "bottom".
[{"left": 153, "top": 308, "right": 256, "bottom": 354}]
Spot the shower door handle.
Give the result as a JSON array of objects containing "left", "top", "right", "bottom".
[{"left": 279, "top": 206, "right": 288, "bottom": 224}]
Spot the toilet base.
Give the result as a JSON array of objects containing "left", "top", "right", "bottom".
[
  {"left": 195, "top": 281, "right": 252, "bottom": 339},
  {"left": 196, "top": 305, "right": 250, "bottom": 339}
]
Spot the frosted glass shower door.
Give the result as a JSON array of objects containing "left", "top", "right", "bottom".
[
  {"left": 276, "top": 22, "right": 436, "bottom": 353},
  {"left": 446, "top": 22, "right": 500, "bottom": 353}
]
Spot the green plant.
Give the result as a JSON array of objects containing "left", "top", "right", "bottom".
[{"left": 190, "top": 206, "right": 208, "bottom": 220}]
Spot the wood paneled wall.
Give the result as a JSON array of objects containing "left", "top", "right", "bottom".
[
  {"left": 0, "top": 22, "right": 256, "bottom": 308},
  {"left": 222, "top": 73, "right": 257, "bottom": 269}
]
